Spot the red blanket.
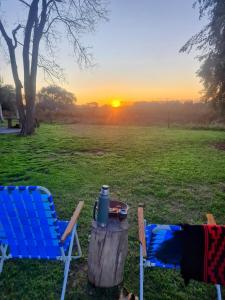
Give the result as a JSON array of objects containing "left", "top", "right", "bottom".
[
  {"left": 203, "top": 225, "right": 225, "bottom": 285},
  {"left": 181, "top": 225, "right": 225, "bottom": 286}
]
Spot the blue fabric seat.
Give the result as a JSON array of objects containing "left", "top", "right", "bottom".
[
  {"left": 145, "top": 224, "right": 181, "bottom": 269},
  {"left": 0, "top": 186, "right": 83, "bottom": 300},
  {"left": 58, "top": 221, "right": 72, "bottom": 253}
]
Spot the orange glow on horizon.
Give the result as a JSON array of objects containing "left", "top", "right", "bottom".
[
  {"left": 37, "top": 82, "right": 202, "bottom": 105},
  {"left": 66, "top": 82, "right": 202, "bottom": 105}
]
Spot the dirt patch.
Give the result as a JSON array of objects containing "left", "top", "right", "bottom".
[
  {"left": 214, "top": 142, "right": 225, "bottom": 151},
  {"left": 56, "top": 148, "right": 106, "bottom": 157},
  {"left": 1, "top": 174, "right": 31, "bottom": 185},
  {"left": 78, "top": 149, "right": 106, "bottom": 156}
]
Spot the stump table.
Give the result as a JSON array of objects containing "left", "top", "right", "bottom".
[{"left": 88, "top": 218, "right": 129, "bottom": 288}]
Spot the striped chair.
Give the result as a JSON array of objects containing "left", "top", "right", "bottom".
[
  {"left": 0, "top": 186, "right": 84, "bottom": 300},
  {"left": 138, "top": 205, "right": 222, "bottom": 300}
]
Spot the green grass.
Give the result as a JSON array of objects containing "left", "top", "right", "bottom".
[{"left": 0, "top": 124, "right": 225, "bottom": 299}]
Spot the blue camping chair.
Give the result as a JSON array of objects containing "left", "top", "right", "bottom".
[
  {"left": 0, "top": 186, "right": 84, "bottom": 300},
  {"left": 138, "top": 206, "right": 222, "bottom": 300}
]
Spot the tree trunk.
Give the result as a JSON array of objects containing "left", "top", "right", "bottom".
[
  {"left": 23, "top": 94, "right": 36, "bottom": 135},
  {"left": 21, "top": 0, "right": 39, "bottom": 135},
  {"left": 21, "top": 0, "right": 47, "bottom": 136},
  {"left": 88, "top": 219, "right": 129, "bottom": 288},
  {"left": 15, "top": 84, "right": 26, "bottom": 134}
]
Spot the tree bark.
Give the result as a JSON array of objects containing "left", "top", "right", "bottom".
[
  {"left": 22, "top": 0, "right": 39, "bottom": 135},
  {"left": 88, "top": 219, "right": 129, "bottom": 287}
]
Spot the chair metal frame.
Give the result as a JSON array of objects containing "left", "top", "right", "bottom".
[
  {"left": 138, "top": 206, "right": 222, "bottom": 300},
  {"left": 0, "top": 186, "right": 84, "bottom": 300}
]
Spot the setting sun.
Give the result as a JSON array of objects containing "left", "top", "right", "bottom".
[{"left": 111, "top": 99, "right": 121, "bottom": 108}]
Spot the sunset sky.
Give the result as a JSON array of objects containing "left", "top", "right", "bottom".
[{"left": 0, "top": 0, "right": 206, "bottom": 105}]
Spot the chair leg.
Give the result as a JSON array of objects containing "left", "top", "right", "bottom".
[
  {"left": 61, "top": 257, "right": 71, "bottom": 300},
  {"left": 0, "top": 245, "right": 8, "bottom": 274},
  {"left": 71, "top": 230, "right": 82, "bottom": 259},
  {"left": 140, "top": 243, "right": 144, "bottom": 300},
  {"left": 61, "top": 227, "right": 76, "bottom": 300},
  {"left": 215, "top": 284, "right": 222, "bottom": 300},
  {"left": 75, "top": 231, "right": 82, "bottom": 258}
]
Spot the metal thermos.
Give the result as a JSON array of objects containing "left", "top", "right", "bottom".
[{"left": 94, "top": 185, "right": 110, "bottom": 227}]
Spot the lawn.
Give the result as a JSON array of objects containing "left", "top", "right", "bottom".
[{"left": 0, "top": 124, "right": 225, "bottom": 300}]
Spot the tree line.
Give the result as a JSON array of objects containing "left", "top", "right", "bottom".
[
  {"left": 0, "top": 83, "right": 76, "bottom": 119},
  {"left": 70, "top": 101, "right": 217, "bottom": 126},
  {"left": 0, "top": 81, "right": 223, "bottom": 126}
]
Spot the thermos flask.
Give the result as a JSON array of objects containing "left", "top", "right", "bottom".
[{"left": 93, "top": 185, "right": 110, "bottom": 227}]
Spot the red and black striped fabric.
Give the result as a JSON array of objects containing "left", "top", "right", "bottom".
[
  {"left": 204, "top": 225, "right": 225, "bottom": 285},
  {"left": 181, "top": 225, "right": 225, "bottom": 286}
]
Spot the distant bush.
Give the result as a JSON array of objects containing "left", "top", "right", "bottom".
[
  {"left": 0, "top": 84, "right": 16, "bottom": 113},
  {"left": 185, "top": 122, "right": 225, "bottom": 131},
  {"left": 73, "top": 101, "right": 215, "bottom": 127},
  {"left": 36, "top": 85, "right": 77, "bottom": 123}
]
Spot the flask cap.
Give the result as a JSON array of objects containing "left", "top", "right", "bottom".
[{"left": 101, "top": 185, "right": 109, "bottom": 195}]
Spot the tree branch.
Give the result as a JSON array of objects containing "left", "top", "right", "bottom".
[
  {"left": 30, "top": 0, "right": 48, "bottom": 93},
  {"left": 12, "top": 25, "right": 22, "bottom": 49},
  {"left": 18, "top": 0, "right": 31, "bottom": 7},
  {"left": 0, "top": 20, "right": 12, "bottom": 46},
  {"left": 42, "top": 16, "right": 60, "bottom": 34},
  {"left": 16, "top": 39, "right": 64, "bottom": 81},
  {"left": 47, "top": 0, "right": 62, "bottom": 6},
  {"left": 0, "top": 21, "right": 23, "bottom": 90}
]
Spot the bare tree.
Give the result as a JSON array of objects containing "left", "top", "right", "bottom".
[{"left": 0, "top": 0, "right": 107, "bottom": 135}]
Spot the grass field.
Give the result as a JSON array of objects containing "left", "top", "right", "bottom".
[{"left": 0, "top": 124, "right": 225, "bottom": 300}]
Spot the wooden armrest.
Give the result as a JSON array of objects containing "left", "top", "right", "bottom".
[
  {"left": 206, "top": 213, "right": 216, "bottom": 225},
  {"left": 61, "top": 201, "right": 84, "bottom": 242},
  {"left": 138, "top": 204, "right": 147, "bottom": 257}
]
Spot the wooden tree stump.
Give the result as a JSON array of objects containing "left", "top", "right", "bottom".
[{"left": 88, "top": 219, "right": 129, "bottom": 288}]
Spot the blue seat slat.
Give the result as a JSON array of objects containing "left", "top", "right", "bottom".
[
  {"left": 42, "top": 230, "right": 51, "bottom": 240},
  {"left": 0, "top": 228, "right": 4, "bottom": 236},
  {"left": 10, "top": 217, "right": 23, "bottom": 237},
  {"left": 22, "top": 190, "right": 37, "bottom": 218},
  {"left": 25, "top": 239, "right": 36, "bottom": 247},
  {"left": 23, "top": 225, "right": 34, "bottom": 239},
  {"left": 33, "top": 191, "right": 49, "bottom": 219},
  {"left": 11, "top": 189, "right": 28, "bottom": 219},
  {"left": 37, "top": 244, "right": 47, "bottom": 257},
  {"left": 45, "top": 246, "right": 59, "bottom": 257},
  {"left": 27, "top": 245, "right": 38, "bottom": 257},
  {"left": 2, "top": 191, "right": 17, "bottom": 218},
  {"left": 45, "top": 239, "right": 57, "bottom": 246},
  {"left": 47, "top": 219, "right": 55, "bottom": 226},
  {"left": 11, "top": 245, "right": 20, "bottom": 255},
  {"left": 31, "top": 221, "right": 46, "bottom": 241},
  {"left": 2, "top": 219, "right": 16, "bottom": 240},
  {"left": 18, "top": 244, "right": 29, "bottom": 256},
  {"left": 20, "top": 218, "right": 30, "bottom": 226}
]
